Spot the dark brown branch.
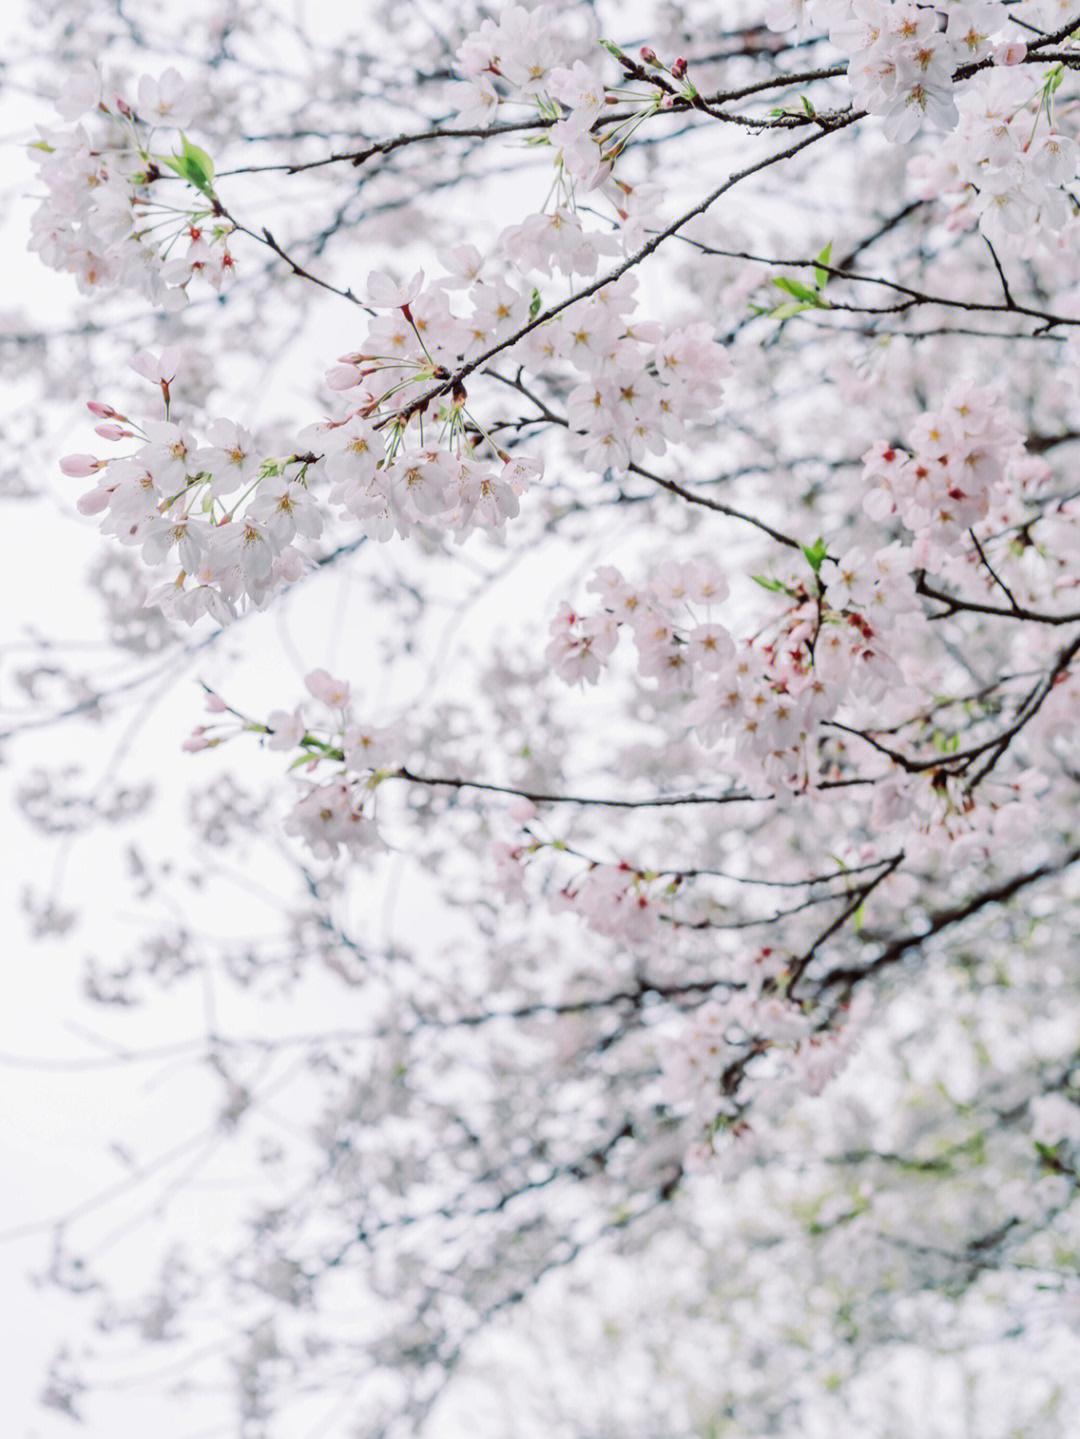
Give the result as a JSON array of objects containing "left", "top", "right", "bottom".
[
  {"left": 384, "top": 115, "right": 864, "bottom": 426},
  {"left": 914, "top": 571, "right": 1080, "bottom": 625},
  {"left": 819, "top": 845, "right": 1080, "bottom": 994},
  {"left": 390, "top": 766, "right": 873, "bottom": 808}
]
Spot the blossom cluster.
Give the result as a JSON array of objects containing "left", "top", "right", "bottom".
[
  {"left": 768, "top": 0, "right": 1024, "bottom": 141},
  {"left": 186, "top": 670, "right": 397, "bottom": 861},
  {"left": 542, "top": 532, "right": 1053, "bottom": 853},
  {"left": 657, "top": 988, "right": 874, "bottom": 1158},
  {"left": 64, "top": 349, "right": 320, "bottom": 625},
  {"left": 62, "top": 197, "right": 733, "bottom": 622},
  {"left": 687, "top": 553, "right": 922, "bottom": 794},
  {"left": 547, "top": 552, "right": 917, "bottom": 793},
  {"left": 551, "top": 861, "right": 669, "bottom": 947},
  {"left": 909, "top": 65, "right": 1080, "bottom": 248},
  {"left": 861, "top": 384, "right": 1024, "bottom": 567},
  {"left": 275, "top": 676, "right": 395, "bottom": 864},
  {"left": 28, "top": 65, "right": 233, "bottom": 308},
  {"left": 516, "top": 276, "right": 731, "bottom": 474},
  {"left": 454, "top": 5, "right": 617, "bottom": 193},
  {"left": 282, "top": 780, "right": 383, "bottom": 862},
  {"left": 488, "top": 811, "right": 680, "bottom": 952},
  {"left": 307, "top": 265, "right": 543, "bottom": 541},
  {"left": 546, "top": 559, "right": 732, "bottom": 689},
  {"left": 454, "top": 3, "right": 581, "bottom": 125},
  {"left": 454, "top": 7, "right": 680, "bottom": 243},
  {"left": 63, "top": 260, "right": 547, "bottom": 617}
]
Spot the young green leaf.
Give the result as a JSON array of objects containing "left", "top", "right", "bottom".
[
  {"left": 813, "top": 241, "right": 833, "bottom": 290},
  {"left": 770, "top": 300, "right": 814, "bottom": 321},
  {"left": 159, "top": 135, "right": 216, "bottom": 199},
  {"left": 772, "top": 276, "right": 822, "bottom": 305},
  {"left": 801, "top": 536, "right": 828, "bottom": 573},
  {"left": 1044, "top": 63, "right": 1064, "bottom": 99}
]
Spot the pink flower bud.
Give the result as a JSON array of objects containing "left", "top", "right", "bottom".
[
  {"left": 671, "top": 57, "right": 688, "bottom": 79},
  {"left": 205, "top": 694, "right": 229, "bottom": 713},
  {"left": 87, "top": 401, "right": 122, "bottom": 419},
  {"left": 94, "top": 423, "right": 129, "bottom": 440},
  {"left": 77, "top": 487, "right": 111, "bottom": 516},
  {"left": 60, "top": 454, "right": 104, "bottom": 477},
  {"left": 640, "top": 46, "right": 658, "bottom": 64},
  {"left": 994, "top": 41, "right": 1026, "bottom": 66},
  {"left": 326, "top": 364, "right": 364, "bottom": 391},
  {"left": 508, "top": 797, "right": 538, "bottom": 824}
]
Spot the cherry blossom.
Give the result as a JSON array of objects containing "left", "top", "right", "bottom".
[{"left": 17, "top": 3, "right": 1080, "bottom": 1434}]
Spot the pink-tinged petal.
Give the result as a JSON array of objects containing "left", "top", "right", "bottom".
[
  {"left": 367, "top": 269, "right": 424, "bottom": 308},
  {"left": 305, "top": 668, "right": 351, "bottom": 707}
]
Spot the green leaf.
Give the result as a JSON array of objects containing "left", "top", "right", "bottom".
[
  {"left": 813, "top": 241, "right": 833, "bottom": 290},
  {"left": 752, "top": 574, "right": 786, "bottom": 592},
  {"left": 772, "top": 276, "right": 822, "bottom": 305},
  {"left": 1035, "top": 1140, "right": 1066, "bottom": 1172},
  {"left": 159, "top": 134, "right": 216, "bottom": 199},
  {"left": 801, "top": 536, "right": 828, "bottom": 573},
  {"left": 1044, "top": 63, "right": 1065, "bottom": 98},
  {"left": 770, "top": 300, "right": 814, "bottom": 321},
  {"left": 801, "top": 95, "right": 816, "bottom": 116},
  {"left": 529, "top": 287, "right": 542, "bottom": 320}
]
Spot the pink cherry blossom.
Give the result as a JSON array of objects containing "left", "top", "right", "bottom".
[{"left": 304, "top": 668, "right": 351, "bottom": 708}]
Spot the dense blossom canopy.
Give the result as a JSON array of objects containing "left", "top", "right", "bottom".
[{"left": 5, "top": 1, "right": 1080, "bottom": 1435}]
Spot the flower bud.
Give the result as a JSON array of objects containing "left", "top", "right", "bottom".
[
  {"left": 60, "top": 453, "right": 104, "bottom": 477},
  {"left": 77, "top": 487, "right": 110, "bottom": 515},
  {"left": 326, "top": 364, "right": 364, "bottom": 391}
]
